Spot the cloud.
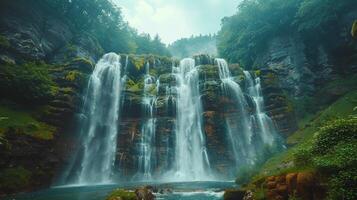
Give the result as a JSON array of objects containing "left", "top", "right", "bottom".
[{"left": 114, "top": 0, "right": 239, "bottom": 44}]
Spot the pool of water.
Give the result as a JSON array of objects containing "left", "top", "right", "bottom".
[{"left": 4, "top": 181, "right": 238, "bottom": 200}]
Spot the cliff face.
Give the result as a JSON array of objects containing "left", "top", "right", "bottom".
[
  {"left": 113, "top": 55, "right": 294, "bottom": 179},
  {"left": 0, "top": 1, "right": 100, "bottom": 194},
  {"left": 253, "top": 10, "right": 357, "bottom": 107}
]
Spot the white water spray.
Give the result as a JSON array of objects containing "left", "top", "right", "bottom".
[
  {"left": 63, "top": 53, "right": 124, "bottom": 185},
  {"left": 170, "top": 58, "right": 211, "bottom": 180}
]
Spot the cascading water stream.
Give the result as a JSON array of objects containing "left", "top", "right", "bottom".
[
  {"left": 243, "top": 71, "right": 276, "bottom": 145},
  {"left": 61, "top": 53, "right": 124, "bottom": 185},
  {"left": 170, "top": 58, "right": 211, "bottom": 181},
  {"left": 135, "top": 62, "right": 158, "bottom": 180},
  {"left": 215, "top": 58, "right": 256, "bottom": 166}
]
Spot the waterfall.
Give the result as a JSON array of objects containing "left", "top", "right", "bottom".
[
  {"left": 170, "top": 58, "right": 211, "bottom": 181},
  {"left": 61, "top": 53, "right": 124, "bottom": 185},
  {"left": 216, "top": 58, "right": 256, "bottom": 166},
  {"left": 243, "top": 71, "right": 276, "bottom": 146},
  {"left": 135, "top": 62, "right": 157, "bottom": 180}
]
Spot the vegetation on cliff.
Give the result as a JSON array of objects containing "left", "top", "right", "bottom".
[
  {"left": 0, "top": 62, "right": 58, "bottom": 105},
  {"left": 239, "top": 91, "right": 357, "bottom": 199},
  {"left": 217, "top": 0, "right": 357, "bottom": 67},
  {"left": 1, "top": 0, "right": 170, "bottom": 57}
]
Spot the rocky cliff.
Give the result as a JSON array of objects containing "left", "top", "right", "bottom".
[
  {"left": 252, "top": 11, "right": 357, "bottom": 118},
  {"left": 0, "top": 1, "right": 101, "bottom": 194}
]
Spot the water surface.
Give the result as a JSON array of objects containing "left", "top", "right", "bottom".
[{"left": 4, "top": 181, "right": 238, "bottom": 200}]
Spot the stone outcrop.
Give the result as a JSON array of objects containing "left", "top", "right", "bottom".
[
  {"left": 259, "top": 172, "right": 325, "bottom": 200},
  {"left": 260, "top": 69, "right": 298, "bottom": 136}
]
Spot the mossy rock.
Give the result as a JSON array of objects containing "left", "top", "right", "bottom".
[
  {"left": 223, "top": 189, "right": 246, "bottom": 200},
  {"left": 0, "top": 166, "right": 32, "bottom": 193},
  {"left": 125, "top": 78, "right": 144, "bottom": 93},
  {"left": 65, "top": 70, "right": 82, "bottom": 82},
  {"left": 106, "top": 189, "right": 136, "bottom": 200},
  {"left": 351, "top": 20, "right": 357, "bottom": 39},
  {"left": 130, "top": 56, "right": 146, "bottom": 71}
]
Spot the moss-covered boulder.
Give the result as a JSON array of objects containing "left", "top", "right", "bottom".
[
  {"left": 0, "top": 166, "right": 32, "bottom": 193},
  {"left": 106, "top": 189, "right": 137, "bottom": 200}
]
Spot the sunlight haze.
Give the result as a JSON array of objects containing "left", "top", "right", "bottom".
[{"left": 115, "top": 0, "right": 239, "bottom": 44}]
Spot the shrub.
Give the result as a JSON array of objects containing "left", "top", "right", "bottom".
[
  {"left": 327, "top": 169, "right": 357, "bottom": 200},
  {"left": 0, "top": 62, "right": 58, "bottom": 105},
  {"left": 313, "top": 141, "right": 357, "bottom": 171},
  {"left": 293, "top": 146, "right": 313, "bottom": 167},
  {"left": 312, "top": 118, "right": 357, "bottom": 154},
  {"left": 292, "top": 118, "right": 357, "bottom": 200}
]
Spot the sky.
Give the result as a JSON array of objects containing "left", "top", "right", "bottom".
[{"left": 113, "top": 0, "right": 239, "bottom": 44}]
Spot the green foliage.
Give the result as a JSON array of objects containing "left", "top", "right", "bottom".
[
  {"left": 313, "top": 141, "right": 357, "bottom": 170},
  {"left": 295, "top": 0, "right": 357, "bottom": 32},
  {"left": 217, "top": 0, "right": 357, "bottom": 65},
  {"left": 106, "top": 189, "right": 136, "bottom": 200},
  {"left": 292, "top": 118, "right": 357, "bottom": 200},
  {"left": 130, "top": 57, "right": 146, "bottom": 71},
  {"left": 327, "top": 169, "right": 357, "bottom": 200},
  {"left": 125, "top": 78, "right": 144, "bottom": 92},
  {"left": 236, "top": 166, "right": 260, "bottom": 185},
  {"left": 288, "top": 90, "right": 357, "bottom": 145},
  {"left": 0, "top": 167, "right": 32, "bottom": 192},
  {"left": 65, "top": 70, "right": 81, "bottom": 82},
  {"left": 2, "top": 0, "right": 170, "bottom": 56},
  {"left": 135, "top": 34, "right": 171, "bottom": 56},
  {"left": 250, "top": 91, "right": 357, "bottom": 185},
  {"left": 0, "top": 62, "right": 58, "bottom": 105},
  {"left": 312, "top": 118, "right": 357, "bottom": 154},
  {"left": 252, "top": 188, "right": 266, "bottom": 200},
  {"left": 0, "top": 103, "right": 56, "bottom": 140},
  {"left": 218, "top": 0, "right": 301, "bottom": 66},
  {"left": 0, "top": 34, "right": 10, "bottom": 48}
]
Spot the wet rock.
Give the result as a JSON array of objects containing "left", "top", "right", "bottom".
[
  {"left": 135, "top": 186, "right": 155, "bottom": 200},
  {"left": 223, "top": 189, "right": 246, "bottom": 200}
]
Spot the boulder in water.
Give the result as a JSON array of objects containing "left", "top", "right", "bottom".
[
  {"left": 135, "top": 186, "right": 155, "bottom": 200},
  {"left": 106, "top": 189, "right": 136, "bottom": 200}
]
